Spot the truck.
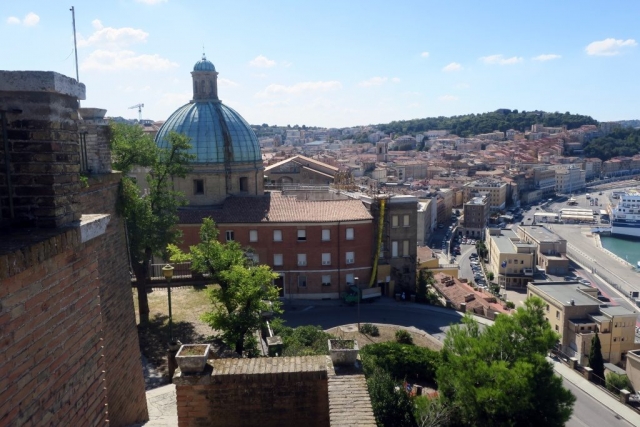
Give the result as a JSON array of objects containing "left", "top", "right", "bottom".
[{"left": 342, "top": 285, "right": 382, "bottom": 305}]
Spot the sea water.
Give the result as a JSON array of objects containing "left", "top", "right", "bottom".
[{"left": 600, "top": 235, "right": 640, "bottom": 266}]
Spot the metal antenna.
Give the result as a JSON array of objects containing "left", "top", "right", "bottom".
[{"left": 70, "top": 6, "right": 80, "bottom": 106}]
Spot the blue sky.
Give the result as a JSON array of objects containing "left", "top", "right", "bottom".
[{"left": 2, "top": 0, "right": 638, "bottom": 127}]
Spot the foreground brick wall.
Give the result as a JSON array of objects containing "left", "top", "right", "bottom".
[
  {"left": 77, "top": 173, "right": 148, "bottom": 426},
  {"left": 174, "top": 356, "right": 330, "bottom": 427},
  {"left": 0, "top": 228, "right": 107, "bottom": 426}
]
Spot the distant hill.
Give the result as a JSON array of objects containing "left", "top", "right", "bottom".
[
  {"left": 584, "top": 127, "right": 640, "bottom": 161},
  {"left": 376, "top": 109, "right": 597, "bottom": 138}
]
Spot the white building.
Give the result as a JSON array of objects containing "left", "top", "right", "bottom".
[{"left": 555, "top": 167, "right": 586, "bottom": 195}]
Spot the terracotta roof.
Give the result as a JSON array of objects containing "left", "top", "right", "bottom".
[{"left": 178, "top": 191, "right": 373, "bottom": 224}]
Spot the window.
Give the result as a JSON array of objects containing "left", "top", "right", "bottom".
[
  {"left": 546, "top": 304, "right": 549, "bottom": 312},
  {"left": 273, "top": 230, "right": 282, "bottom": 242},
  {"left": 520, "top": 260, "right": 524, "bottom": 264},
  {"left": 322, "top": 275, "right": 331, "bottom": 286},
  {"left": 251, "top": 253, "right": 259, "bottom": 264},
  {"left": 346, "top": 228, "right": 354, "bottom": 240},
  {"left": 392, "top": 241, "right": 398, "bottom": 258},
  {"left": 297, "top": 254, "right": 307, "bottom": 266},
  {"left": 613, "top": 337, "right": 618, "bottom": 342},
  {"left": 322, "top": 229, "right": 331, "bottom": 241},
  {"left": 402, "top": 240, "right": 409, "bottom": 257},
  {"left": 193, "top": 179, "right": 204, "bottom": 195},
  {"left": 239, "top": 177, "right": 248, "bottom": 192},
  {"left": 556, "top": 310, "right": 560, "bottom": 319},
  {"left": 298, "top": 275, "right": 307, "bottom": 287},
  {"left": 249, "top": 230, "right": 258, "bottom": 242},
  {"left": 346, "top": 273, "right": 354, "bottom": 285},
  {"left": 225, "top": 230, "right": 234, "bottom": 242},
  {"left": 346, "top": 252, "right": 355, "bottom": 264},
  {"left": 273, "top": 254, "right": 283, "bottom": 266},
  {"left": 297, "top": 229, "right": 306, "bottom": 241},
  {"left": 392, "top": 215, "right": 399, "bottom": 228},
  {"left": 555, "top": 325, "right": 559, "bottom": 331},
  {"left": 403, "top": 214, "right": 410, "bottom": 227},
  {"left": 322, "top": 253, "right": 331, "bottom": 265},
  {"left": 379, "top": 242, "right": 385, "bottom": 258}
]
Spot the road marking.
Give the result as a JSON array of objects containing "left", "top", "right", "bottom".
[{"left": 301, "top": 306, "right": 314, "bottom": 312}]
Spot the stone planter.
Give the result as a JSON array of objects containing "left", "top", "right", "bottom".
[
  {"left": 175, "top": 344, "right": 211, "bottom": 374},
  {"left": 328, "top": 339, "right": 359, "bottom": 366}
]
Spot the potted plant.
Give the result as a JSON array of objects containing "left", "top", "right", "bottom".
[
  {"left": 328, "top": 339, "right": 359, "bottom": 366},
  {"left": 175, "top": 344, "right": 211, "bottom": 374}
]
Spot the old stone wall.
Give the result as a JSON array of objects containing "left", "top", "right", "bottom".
[{"left": 174, "top": 356, "right": 330, "bottom": 427}]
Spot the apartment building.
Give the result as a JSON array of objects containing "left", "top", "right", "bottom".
[
  {"left": 516, "top": 225, "right": 569, "bottom": 275},
  {"left": 417, "top": 197, "right": 438, "bottom": 246},
  {"left": 533, "top": 168, "right": 556, "bottom": 198},
  {"left": 527, "top": 281, "right": 639, "bottom": 365},
  {"left": 554, "top": 166, "right": 586, "bottom": 194},
  {"left": 486, "top": 228, "right": 536, "bottom": 288},
  {"left": 462, "top": 196, "right": 489, "bottom": 238},
  {"left": 463, "top": 179, "right": 507, "bottom": 211}
]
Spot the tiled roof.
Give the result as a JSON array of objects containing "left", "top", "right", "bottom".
[{"left": 177, "top": 191, "right": 373, "bottom": 224}]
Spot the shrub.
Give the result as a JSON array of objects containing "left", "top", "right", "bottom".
[
  {"left": 360, "top": 323, "right": 380, "bottom": 336},
  {"left": 366, "top": 368, "right": 416, "bottom": 427},
  {"left": 270, "top": 319, "right": 334, "bottom": 356},
  {"left": 361, "top": 342, "right": 441, "bottom": 383},
  {"left": 395, "top": 329, "right": 414, "bottom": 345},
  {"left": 606, "top": 372, "right": 633, "bottom": 395},
  {"left": 505, "top": 301, "right": 516, "bottom": 309}
]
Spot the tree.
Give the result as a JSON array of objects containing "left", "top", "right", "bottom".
[
  {"left": 417, "top": 270, "right": 427, "bottom": 302},
  {"left": 111, "top": 123, "right": 194, "bottom": 324},
  {"left": 414, "top": 396, "right": 452, "bottom": 427},
  {"left": 168, "top": 218, "right": 282, "bottom": 355},
  {"left": 436, "top": 297, "right": 575, "bottom": 426},
  {"left": 487, "top": 271, "right": 495, "bottom": 281},
  {"left": 367, "top": 368, "right": 417, "bottom": 427},
  {"left": 589, "top": 333, "right": 605, "bottom": 380}
]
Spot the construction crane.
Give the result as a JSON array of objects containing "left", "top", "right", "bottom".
[{"left": 128, "top": 103, "right": 144, "bottom": 121}]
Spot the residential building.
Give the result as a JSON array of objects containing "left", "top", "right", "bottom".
[
  {"left": 486, "top": 228, "right": 536, "bottom": 288},
  {"left": 533, "top": 168, "right": 556, "bottom": 198},
  {"left": 516, "top": 225, "right": 569, "bottom": 275},
  {"left": 178, "top": 192, "right": 373, "bottom": 300},
  {"left": 462, "top": 196, "right": 489, "bottom": 238},
  {"left": 554, "top": 166, "right": 586, "bottom": 195},
  {"left": 432, "top": 273, "right": 509, "bottom": 319},
  {"left": 417, "top": 197, "right": 437, "bottom": 246},
  {"left": 463, "top": 178, "right": 507, "bottom": 211},
  {"left": 528, "top": 281, "right": 639, "bottom": 365}
]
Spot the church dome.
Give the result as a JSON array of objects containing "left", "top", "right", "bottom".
[
  {"left": 155, "top": 55, "right": 262, "bottom": 164},
  {"left": 193, "top": 55, "right": 215, "bottom": 72},
  {"left": 155, "top": 102, "right": 261, "bottom": 164}
]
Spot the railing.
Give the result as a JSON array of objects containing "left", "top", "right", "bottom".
[
  {"left": 147, "top": 262, "right": 208, "bottom": 281},
  {"left": 566, "top": 243, "right": 631, "bottom": 295}
]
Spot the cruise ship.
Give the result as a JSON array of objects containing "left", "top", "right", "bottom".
[{"left": 610, "top": 191, "right": 640, "bottom": 238}]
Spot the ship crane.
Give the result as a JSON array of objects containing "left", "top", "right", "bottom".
[{"left": 128, "top": 103, "right": 144, "bottom": 121}]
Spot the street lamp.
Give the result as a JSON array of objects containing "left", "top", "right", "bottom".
[
  {"left": 162, "top": 264, "right": 175, "bottom": 343},
  {"left": 501, "top": 260, "right": 507, "bottom": 297},
  {"left": 355, "top": 277, "right": 360, "bottom": 331}
]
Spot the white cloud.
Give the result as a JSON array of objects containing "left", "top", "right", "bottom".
[
  {"left": 439, "top": 94, "right": 459, "bottom": 101},
  {"left": 7, "top": 12, "right": 39, "bottom": 26},
  {"left": 249, "top": 55, "right": 276, "bottom": 68},
  {"left": 442, "top": 62, "right": 462, "bottom": 72},
  {"left": 135, "top": 0, "right": 168, "bottom": 4},
  {"left": 23, "top": 12, "right": 39, "bottom": 26},
  {"left": 391, "top": 77, "right": 401, "bottom": 83},
  {"left": 256, "top": 81, "right": 342, "bottom": 97},
  {"left": 585, "top": 38, "right": 637, "bottom": 56},
  {"left": 80, "top": 49, "right": 178, "bottom": 71},
  {"left": 421, "top": 52, "right": 430, "bottom": 58},
  {"left": 480, "top": 54, "right": 523, "bottom": 65},
  {"left": 78, "top": 23, "right": 148, "bottom": 48},
  {"left": 532, "top": 54, "right": 561, "bottom": 61},
  {"left": 218, "top": 78, "right": 239, "bottom": 88},
  {"left": 358, "top": 76, "right": 388, "bottom": 87}
]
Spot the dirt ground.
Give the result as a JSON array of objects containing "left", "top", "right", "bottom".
[{"left": 326, "top": 324, "right": 443, "bottom": 351}]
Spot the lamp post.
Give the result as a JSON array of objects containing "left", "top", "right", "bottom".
[
  {"left": 162, "top": 264, "right": 175, "bottom": 343},
  {"left": 355, "top": 277, "right": 360, "bottom": 331},
  {"left": 501, "top": 260, "right": 507, "bottom": 298}
]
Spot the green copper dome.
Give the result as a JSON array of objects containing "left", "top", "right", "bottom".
[{"left": 155, "top": 101, "right": 261, "bottom": 164}]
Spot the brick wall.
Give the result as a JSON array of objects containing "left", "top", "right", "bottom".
[
  {"left": 174, "top": 356, "right": 330, "bottom": 427},
  {"left": 76, "top": 173, "right": 148, "bottom": 426}
]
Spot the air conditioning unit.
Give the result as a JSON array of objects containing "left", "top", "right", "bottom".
[
  {"left": 298, "top": 261, "right": 307, "bottom": 266},
  {"left": 347, "top": 259, "right": 354, "bottom": 264},
  {"left": 322, "top": 261, "right": 331, "bottom": 265}
]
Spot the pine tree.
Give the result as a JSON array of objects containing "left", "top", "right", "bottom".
[{"left": 589, "top": 332, "right": 605, "bottom": 380}]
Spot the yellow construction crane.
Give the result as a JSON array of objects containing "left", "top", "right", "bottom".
[{"left": 128, "top": 103, "right": 144, "bottom": 121}]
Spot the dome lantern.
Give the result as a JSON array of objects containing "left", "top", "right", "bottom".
[{"left": 191, "top": 53, "right": 219, "bottom": 101}]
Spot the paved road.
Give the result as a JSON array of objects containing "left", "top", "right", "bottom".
[
  {"left": 281, "top": 300, "right": 463, "bottom": 341},
  {"left": 564, "top": 379, "right": 633, "bottom": 427}
]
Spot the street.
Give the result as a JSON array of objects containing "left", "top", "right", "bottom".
[{"left": 564, "top": 379, "right": 633, "bottom": 427}]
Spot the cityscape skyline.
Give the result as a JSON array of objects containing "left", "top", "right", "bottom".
[{"left": 2, "top": 0, "right": 639, "bottom": 127}]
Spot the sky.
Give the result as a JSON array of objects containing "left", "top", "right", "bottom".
[{"left": 2, "top": 0, "right": 639, "bottom": 128}]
